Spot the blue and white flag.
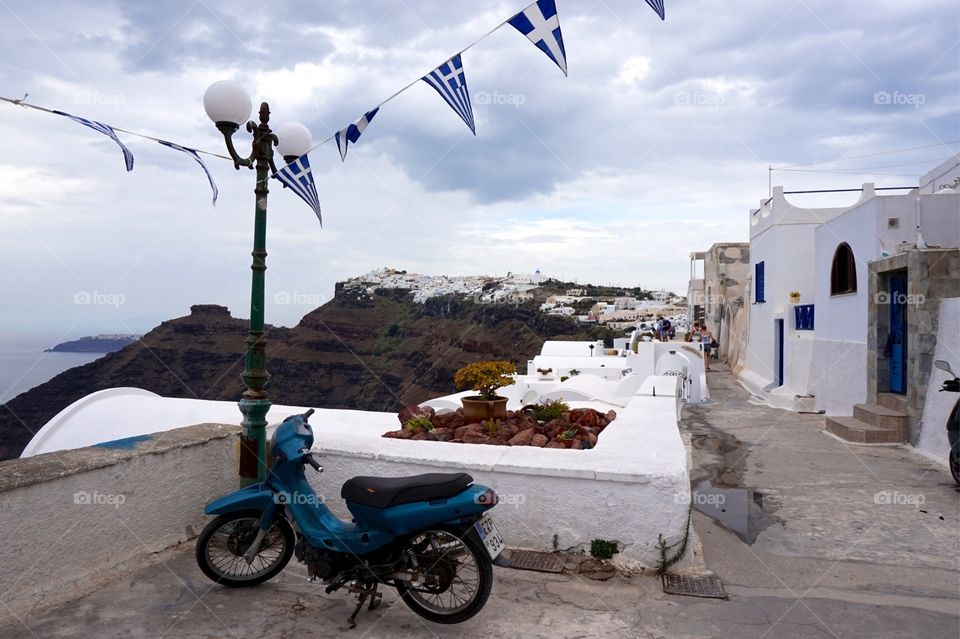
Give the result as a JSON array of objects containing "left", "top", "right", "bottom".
[
  {"left": 53, "top": 110, "right": 134, "bottom": 171},
  {"left": 157, "top": 140, "right": 219, "bottom": 205},
  {"left": 644, "top": 0, "right": 665, "bottom": 21},
  {"left": 508, "top": 0, "right": 568, "bottom": 77},
  {"left": 273, "top": 154, "right": 322, "bottom": 226},
  {"left": 335, "top": 107, "right": 380, "bottom": 162},
  {"left": 422, "top": 54, "right": 476, "bottom": 135}
]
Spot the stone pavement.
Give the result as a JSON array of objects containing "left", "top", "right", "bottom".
[{"left": 3, "top": 366, "right": 958, "bottom": 638}]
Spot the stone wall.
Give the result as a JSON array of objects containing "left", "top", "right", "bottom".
[
  {"left": 0, "top": 424, "right": 239, "bottom": 623},
  {"left": 702, "top": 243, "right": 751, "bottom": 372},
  {"left": 868, "top": 249, "right": 960, "bottom": 442}
]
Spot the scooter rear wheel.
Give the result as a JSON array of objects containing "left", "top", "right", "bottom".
[
  {"left": 196, "top": 510, "right": 294, "bottom": 587},
  {"left": 394, "top": 525, "right": 493, "bottom": 624}
]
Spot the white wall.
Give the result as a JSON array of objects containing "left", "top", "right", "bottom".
[
  {"left": 314, "top": 381, "right": 692, "bottom": 569},
  {"left": 918, "top": 154, "right": 960, "bottom": 194},
  {"left": 0, "top": 424, "right": 238, "bottom": 622},
  {"left": 917, "top": 298, "right": 960, "bottom": 460}
]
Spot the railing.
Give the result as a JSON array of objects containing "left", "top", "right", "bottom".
[{"left": 795, "top": 304, "right": 815, "bottom": 330}]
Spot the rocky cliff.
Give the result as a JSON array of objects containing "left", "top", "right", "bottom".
[{"left": 0, "top": 290, "right": 617, "bottom": 461}]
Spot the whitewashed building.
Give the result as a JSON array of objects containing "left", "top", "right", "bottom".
[{"left": 739, "top": 156, "right": 960, "bottom": 436}]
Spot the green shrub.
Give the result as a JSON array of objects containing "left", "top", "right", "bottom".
[
  {"left": 590, "top": 539, "right": 619, "bottom": 560},
  {"left": 533, "top": 400, "right": 570, "bottom": 422},
  {"left": 404, "top": 416, "right": 434, "bottom": 431},
  {"left": 481, "top": 419, "right": 501, "bottom": 435}
]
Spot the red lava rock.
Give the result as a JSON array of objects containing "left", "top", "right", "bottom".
[
  {"left": 429, "top": 428, "right": 454, "bottom": 442},
  {"left": 463, "top": 432, "right": 489, "bottom": 445},
  {"left": 398, "top": 405, "right": 435, "bottom": 425},
  {"left": 508, "top": 429, "right": 534, "bottom": 446},
  {"left": 570, "top": 408, "right": 602, "bottom": 430},
  {"left": 454, "top": 423, "right": 482, "bottom": 440},
  {"left": 386, "top": 406, "right": 617, "bottom": 447}
]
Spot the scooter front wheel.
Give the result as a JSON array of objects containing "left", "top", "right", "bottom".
[
  {"left": 195, "top": 510, "right": 294, "bottom": 587},
  {"left": 394, "top": 526, "right": 493, "bottom": 624}
]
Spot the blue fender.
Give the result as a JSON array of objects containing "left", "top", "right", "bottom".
[{"left": 204, "top": 484, "right": 275, "bottom": 516}]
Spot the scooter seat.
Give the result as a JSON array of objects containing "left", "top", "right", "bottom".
[{"left": 341, "top": 473, "right": 473, "bottom": 509}]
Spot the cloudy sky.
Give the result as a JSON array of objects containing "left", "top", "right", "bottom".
[{"left": 1, "top": 0, "right": 957, "bottom": 336}]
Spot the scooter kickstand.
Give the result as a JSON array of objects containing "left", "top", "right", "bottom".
[
  {"left": 368, "top": 588, "right": 383, "bottom": 611},
  {"left": 347, "top": 591, "right": 367, "bottom": 629}
]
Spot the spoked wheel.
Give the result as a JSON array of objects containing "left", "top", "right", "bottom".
[
  {"left": 395, "top": 526, "right": 492, "bottom": 624},
  {"left": 195, "top": 510, "right": 294, "bottom": 587}
]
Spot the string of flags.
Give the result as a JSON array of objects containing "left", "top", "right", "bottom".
[{"left": 2, "top": 0, "right": 666, "bottom": 223}]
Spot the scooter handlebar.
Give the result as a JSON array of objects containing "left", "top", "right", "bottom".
[
  {"left": 303, "top": 408, "right": 315, "bottom": 419},
  {"left": 303, "top": 452, "right": 323, "bottom": 473}
]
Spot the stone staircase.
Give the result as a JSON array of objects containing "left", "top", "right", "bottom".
[{"left": 824, "top": 393, "right": 909, "bottom": 443}]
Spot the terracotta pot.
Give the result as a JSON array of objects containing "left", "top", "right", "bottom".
[{"left": 461, "top": 396, "right": 508, "bottom": 422}]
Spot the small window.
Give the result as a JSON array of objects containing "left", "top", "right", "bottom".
[
  {"left": 830, "top": 243, "right": 857, "bottom": 295},
  {"left": 755, "top": 261, "right": 765, "bottom": 303}
]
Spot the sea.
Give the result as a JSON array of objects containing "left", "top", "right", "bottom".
[{"left": 0, "top": 334, "right": 106, "bottom": 404}]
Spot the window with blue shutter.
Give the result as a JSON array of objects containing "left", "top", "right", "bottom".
[{"left": 755, "top": 261, "right": 765, "bottom": 303}]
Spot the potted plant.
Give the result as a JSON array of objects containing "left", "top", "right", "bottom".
[
  {"left": 454, "top": 360, "right": 516, "bottom": 422},
  {"left": 788, "top": 290, "right": 801, "bottom": 304},
  {"left": 536, "top": 366, "right": 554, "bottom": 379}
]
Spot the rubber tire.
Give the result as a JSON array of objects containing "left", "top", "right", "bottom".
[
  {"left": 395, "top": 525, "right": 493, "bottom": 624},
  {"left": 950, "top": 452, "right": 959, "bottom": 486},
  {"left": 195, "top": 510, "right": 295, "bottom": 587}
]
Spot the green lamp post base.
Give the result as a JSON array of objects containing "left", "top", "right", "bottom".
[{"left": 238, "top": 397, "right": 271, "bottom": 487}]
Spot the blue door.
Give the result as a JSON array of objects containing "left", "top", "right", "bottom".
[
  {"left": 889, "top": 275, "right": 907, "bottom": 394},
  {"left": 775, "top": 319, "right": 784, "bottom": 387}
]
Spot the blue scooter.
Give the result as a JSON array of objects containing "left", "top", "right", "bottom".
[{"left": 196, "top": 409, "right": 505, "bottom": 627}]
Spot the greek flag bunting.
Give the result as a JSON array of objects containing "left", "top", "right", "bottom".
[
  {"left": 422, "top": 54, "right": 476, "bottom": 135},
  {"left": 53, "top": 110, "right": 134, "bottom": 171},
  {"left": 508, "top": 0, "right": 568, "bottom": 76},
  {"left": 335, "top": 108, "right": 379, "bottom": 162},
  {"left": 274, "top": 154, "right": 323, "bottom": 226},
  {"left": 644, "top": 0, "right": 665, "bottom": 21},
  {"left": 157, "top": 140, "right": 219, "bottom": 205}
]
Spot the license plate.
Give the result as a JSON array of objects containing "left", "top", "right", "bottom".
[{"left": 473, "top": 513, "right": 504, "bottom": 559}]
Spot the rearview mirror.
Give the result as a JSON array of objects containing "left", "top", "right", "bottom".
[{"left": 934, "top": 360, "right": 955, "bottom": 375}]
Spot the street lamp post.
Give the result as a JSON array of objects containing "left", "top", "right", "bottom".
[{"left": 204, "top": 81, "right": 311, "bottom": 486}]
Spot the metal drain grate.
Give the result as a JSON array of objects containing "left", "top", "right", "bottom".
[
  {"left": 661, "top": 573, "right": 727, "bottom": 599},
  {"left": 506, "top": 550, "right": 566, "bottom": 573}
]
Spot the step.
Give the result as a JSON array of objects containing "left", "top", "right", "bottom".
[
  {"left": 853, "top": 403, "right": 908, "bottom": 433},
  {"left": 825, "top": 416, "right": 905, "bottom": 444},
  {"left": 877, "top": 392, "right": 908, "bottom": 414}
]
